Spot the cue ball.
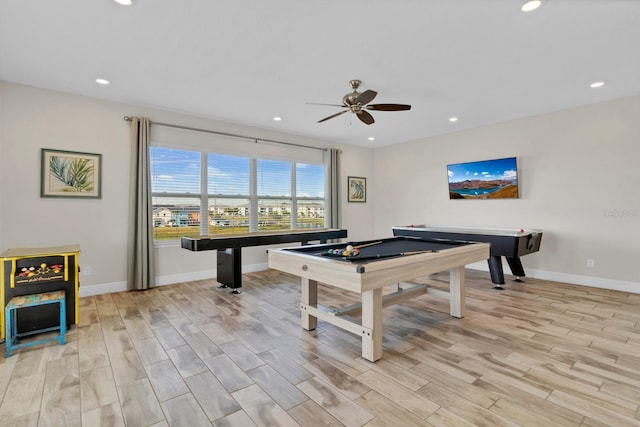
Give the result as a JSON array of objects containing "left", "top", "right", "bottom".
[{"left": 345, "top": 245, "right": 354, "bottom": 251}]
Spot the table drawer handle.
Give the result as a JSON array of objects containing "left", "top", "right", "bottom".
[{"left": 301, "top": 265, "right": 308, "bottom": 271}]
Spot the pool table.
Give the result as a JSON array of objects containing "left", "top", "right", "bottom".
[
  {"left": 393, "top": 225, "right": 543, "bottom": 288},
  {"left": 268, "top": 236, "right": 489, "bottom": 362}
]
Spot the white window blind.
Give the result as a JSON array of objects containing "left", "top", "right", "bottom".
[
  {"left": 149, "top": 127, "right": 327, "bottom": 242},
  {"left": 296, "top": 163, "right": 325, "bottom": 229},
  {"left": 207, "top": 153, "right": 250, "bottom": 234}
]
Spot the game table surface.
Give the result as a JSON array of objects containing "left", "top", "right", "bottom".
[{"left": 284, "top": 236, "right": 474, "bottom": 265}]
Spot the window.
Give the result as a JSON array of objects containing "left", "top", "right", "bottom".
[
  {"left": 296, "top": 163, "right": 326, "bottom": 229},
  {"left": 207, "top": 153, "right": 250, "bottom": 234},
  {"left": 150, "top": 147, "right": 201, "bottom": 240},
  {"left": 150, "top": 146, "right": 327, "bottom": 241},
  {"left": 257, "top": 159, "right": 291, "bottom": 231}
]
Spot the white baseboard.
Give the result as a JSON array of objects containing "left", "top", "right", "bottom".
[
  {"left": 466, "top": 262, "right": 640, "bottom": 294},
  {"left": 78, "top": 263, "right": 269, "bottom": 297},
  {"left": 525, "top": 269, "right": 640, "bottom": 294},
  {"left": 155, "top": 269, "right": 217, "bottom": 287},
  {"left": 79, "top": 281, "right": 128, "bottom": 297},
  {"left": 78, "top": 262, "right": 640, "bottom": 297}
]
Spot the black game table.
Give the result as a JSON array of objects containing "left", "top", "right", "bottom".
[
  {"left": 181, "top": 228, "right": 347, "bottom": 292},
  {"left": 393, "top": 225, "right": 543, "bottom": 288}
]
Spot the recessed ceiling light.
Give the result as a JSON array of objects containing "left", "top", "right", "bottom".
[
  {"left": 113, "top": 0, "right": 135, "bottom": 5},
  {"left": 449, "top": 117, "right": 459, "bottom": 122},
  {"left": 589, "top": 81, "right": 605, "bottom": 88},
  {"left": 521, "top": 1, "right": 542, "bottom": 12},
  {"left": 368, "top": 137, "right": 375, "bottom": 141},
  {"left": 95, "top": 78, "right": 110, "bottom": 85},
  {"left": 273, "top": 116, "right": 282, "bottom": 122}
]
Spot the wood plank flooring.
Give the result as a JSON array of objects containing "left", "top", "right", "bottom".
[{"left": 1, "top": 269, "right": 640, "bottom": 426}]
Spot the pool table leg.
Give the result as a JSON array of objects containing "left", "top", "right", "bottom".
[
  {"left": 301, "top": 278, "right": 318, "bottom": 330},
  {"left": 361, "top": 288, "right": 383, "bottom": 362},
  {"left": 449, "top": 267, "right": 465, "bottom": 318}
]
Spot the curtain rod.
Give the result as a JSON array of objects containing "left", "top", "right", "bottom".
[{"left": 123, "top": 116, "right": 328, "bottom": 152}]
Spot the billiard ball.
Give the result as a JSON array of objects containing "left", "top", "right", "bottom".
[{"left": 345, "top": 245, "right": 354, "bottom": 252}]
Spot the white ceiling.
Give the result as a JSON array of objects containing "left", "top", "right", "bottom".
[{"left": 1, "top": 0, "right": 639, "bottom": 148}]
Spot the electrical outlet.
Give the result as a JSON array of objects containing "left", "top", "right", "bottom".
[
  {"left": 83, "top": 265, "right": 92, "bottom": 275},
  {"left": 586, "top": 259, "right": 594, "bottom": 268}
]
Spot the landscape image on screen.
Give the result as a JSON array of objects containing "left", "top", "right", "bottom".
[{"left": 447, "top": 157, "right": 519, "bottom": 199}]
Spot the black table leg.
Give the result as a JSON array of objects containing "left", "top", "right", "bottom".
[
  {"left": 506, "top": 257, "right": 525, "bottom": 282},
  {"left": 487, "top": 256, "right": 506, "bottom": 289},
  {"left": 217, "top": 248, "right": 242, "bottom": 293}
]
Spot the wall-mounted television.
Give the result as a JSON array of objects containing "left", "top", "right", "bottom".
[{"left": 447, "top": 157, "right": 519, "bottom": 199}]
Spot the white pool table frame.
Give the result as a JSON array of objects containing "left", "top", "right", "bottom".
[{"left": 268, "top": 240, "right": 490, "bottom": 362}]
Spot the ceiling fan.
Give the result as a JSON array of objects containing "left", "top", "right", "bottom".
[{"left": 309, "top": 79, "right": 411, "bottom": 125}]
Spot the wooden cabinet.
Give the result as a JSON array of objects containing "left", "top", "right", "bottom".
[{"left": 1, "top": 245, "right": 80, "bottom": 338}]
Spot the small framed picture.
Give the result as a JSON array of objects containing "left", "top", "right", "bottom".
[
  {"left": 347, "top": 176, "right": 366, "bottom": 203},
  {"left": 41, "top": 149, "right": 102, "bottom": 198}
]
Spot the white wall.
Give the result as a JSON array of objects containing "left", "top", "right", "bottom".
[
  {"left": 374, "top": 95, "right": 640, "bottom": 291},
  {"left": 0, "top": 81, "right": 374, "bottom": 296},
  {"left": 0, "top": 85, "right": 6, "bottom": 248},
  {"left": 3, "top": 81, "right": 638, "bottom": 295}
]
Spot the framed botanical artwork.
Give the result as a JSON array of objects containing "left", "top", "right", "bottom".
[
  {"left": 348, "top": 176, "right": 366, "bottom": 203},
  {"left": 41, "top": 149, "right": 102, "bottom": 198}
]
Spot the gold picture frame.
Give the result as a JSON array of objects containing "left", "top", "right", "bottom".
[
  {"left": 348, "top": 176, "right": 366, "bottom": 203},
  {"left": 41, "top": 149, "right": 102, "bottom": 198}
]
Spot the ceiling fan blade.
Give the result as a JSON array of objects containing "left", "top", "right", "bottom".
[
  {"left": 357, "top": 110, "right": 375, "bottom": 125},
  {"left": 367, "top": 103, "right": 412, "bottom": 111},
  {"left": 317, "top": 109, "right": 349, "bottom": 123},
  {"left": 356, "top": 90, "right": 377, "bottom": 105},
  {"left": 307, "top": 102, "right": 346, "bottom": 107}
]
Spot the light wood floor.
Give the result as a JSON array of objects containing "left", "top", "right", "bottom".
[{"left": 1, "top": 269, "right": 640, "bottom": 426}]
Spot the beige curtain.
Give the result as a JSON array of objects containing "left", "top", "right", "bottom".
[
  {"left": 127, "top": 117, "right": 156, "bottom": 290},
  {"left": 329, "top": 148, "right": 341, "bottom": 229}
]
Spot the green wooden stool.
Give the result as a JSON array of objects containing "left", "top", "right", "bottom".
[{"left": 5, "top": 290, "right": 66, "bottom": 357}]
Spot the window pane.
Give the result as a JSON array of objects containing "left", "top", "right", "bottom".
[
  {"left": 258, "top": 199, "right": 291, "bottom": 231},
  {"left": 297, "top": 200, "right": 325, "bottom": 229},
  {"left": 152, "top": 197, "right": 201, "bottom": 240},
  {"left": 296, "top": 163, "right": 325, "bottom": 198},
  {"left": 150, "top": 147, "right": 201, "bottom": 194},
  {"left": 208, "top": 197, "right": 250, "bottom": 234},
  {"left": 208, "top": 153, "right": 250, "bottom": 195},
  {"left": 257, "top": 159, "right": 291, "bottom": 197}
]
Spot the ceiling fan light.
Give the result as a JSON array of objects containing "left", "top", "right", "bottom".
[{"left": 521, "top": 1, "right": 542, "bottom": 12}]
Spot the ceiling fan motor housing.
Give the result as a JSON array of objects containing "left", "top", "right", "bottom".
[
  {"left": 343, "top": 79, "right": 363, "bottom": 108},
  {"left": 343, "top": 91, "right": 361, "bottom": 108}
]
